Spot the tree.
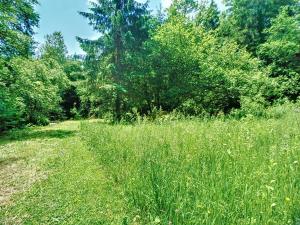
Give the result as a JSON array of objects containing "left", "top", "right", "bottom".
[
  {"left": 0, "top": 0, "right": 39, "bottom": 58},
  {"left": 0, "top": 58, "right": 22, "bottom": 131},
  {"left": 224, "top": 0, "right": 298, "bottom": 53},
  {"left": 168, "top": 0, "right": 198, "bottom": 16},
  {"left": 40, "top": 31, "right": 68, "bottom": 65},
  {"left": 61, "top": 57, "right": 86, "bottom": 119},
  {"left": 0, "top": 58, "right": 68, "bottom": 127},
  {"left": 144, "top": 15, "right": 267, "bottom": 115},
  {"left": 258, "top": 7, "right": 300, "bottom": 101},
  {"left": 79, "top": 0, "right": 151, "bottom": 120},
  {"left": 39, "top": 32, "right": 87, "bottom": 119},
  {"left": 196, "top": 0, "right": 220, "bottom": 31},
  {"left": 0, "top": 0, "right": 40, "bottom": 131}
]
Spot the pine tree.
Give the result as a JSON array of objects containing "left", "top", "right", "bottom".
[
  {"left": 0, "top": 0, "right": 39, "bottom": 58},
  {"left": 196, "top": 0, "right": 220, "bottom": 30},
  {"left": 79, "top": 0, "right": 150, "bottom": 121}
]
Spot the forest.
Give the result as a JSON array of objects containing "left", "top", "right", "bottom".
[
  {"left": 0, "top": 0, "right": 299, "bottom": 129},
  {"left": 0, "top": 0, "right": 300, "bottom": 224}
]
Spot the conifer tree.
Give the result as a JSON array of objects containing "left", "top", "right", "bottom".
[
  {"left": 196, "top": 0, "right": 220, "bottom": 31},
  {"left": 79, "top": 0, "right": 150, "bottom": 120}
]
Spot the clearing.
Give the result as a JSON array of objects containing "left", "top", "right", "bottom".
[{"left": 0, "top": 112, "right": 300, "bottom": 224}]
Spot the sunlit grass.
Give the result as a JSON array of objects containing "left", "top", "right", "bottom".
[
  {"left": 0, "top": 121, "right": 124, "bottom": 224},
  {"left": 81, "top": 110, "right": 300, "bottom": 224},
  {"left": 1, "top": 113, "right": 299, "bottom": 224}
]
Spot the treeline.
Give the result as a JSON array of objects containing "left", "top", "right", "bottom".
[
  {"left": 0, "top": 0, "right": 84, "bottom": 131},
  {"left": 79, "top": 0, "right": 300, "bottom": 120},
  {"left": 1, "top": 0, "right": 300, "bottom": 130}
]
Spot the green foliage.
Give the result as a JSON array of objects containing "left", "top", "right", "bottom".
[
  {"left": 0, "top": 0, "right": 39, "bottom": 58},
  {"left": 5, "top": 58, "right": 68, "bottom": 125},
  {"left": 223, "top": 0, "right": 298, "bottom": 52},
  {"left": 76, "top": 0, "right": 299, "bottom": 121},
  {"left": 40, "top": 31, "right": 68, "bottom": 65},
  {"left": 79, "top": 0, "right": 152, "bottom": 120},
  {"left": 59, "top": 58, "right": 86, "bottom": 119},
  {"left": 39, "top": 32, "right": 86, "bottom": 119},
  {"left": 0, "top": 0, "right": 67, "bottom": 130},
  {"left": 1, "top": 0, "right": 300, "bottom": 127},
  {"left": 258, "top": 7, "right": 300, "bottom": 101},
  {"left": 1, "top": 1, "right": 300, "bottom": 223},
  {"left": 0, "top": 60, "right": 23, "bottom": 130},
  {"left": 196, "top": 0, "right": 220, "bottom": 31},
  {"left": 144, "top": 16, "right": 267, "bottom": 115},
  {"left": 0, "top": 85, "right": 22, "bottom": 131},
  {"left": 168, "top": 0, "right": 198, "bottom": 16}
]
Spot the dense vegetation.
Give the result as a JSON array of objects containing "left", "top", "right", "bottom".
[
  {"left": 80, "top": 104, "right": 300, "bottom": 224},
  {"left": 1, "top": 0, "right": 299, "bottom": 130},
  {"left": 1, "top": 104, "right": 299, "bottom": 224},
  {"left": 1, "top": 1, "right": 300, "bottom": 224}
]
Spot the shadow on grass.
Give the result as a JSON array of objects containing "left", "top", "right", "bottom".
[{"left": 0, "top": 129, "right": 76, "bottom": 145}]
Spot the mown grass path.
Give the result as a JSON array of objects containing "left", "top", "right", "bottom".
[{"left": 0, "top": 121, "right": 121, "bottom": 225}]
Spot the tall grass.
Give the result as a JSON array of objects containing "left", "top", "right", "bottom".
[{"left": 81, "top": 108, "right": 300, "bottom": 224}]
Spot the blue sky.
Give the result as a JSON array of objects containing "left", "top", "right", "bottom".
[{"left": 35, "top": 0, "right": 223, "bottom": 55}]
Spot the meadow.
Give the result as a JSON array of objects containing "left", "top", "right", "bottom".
[
  {"left": 0, "top": 105, "right": 299, "bottom": 224},
  {"left": 1, "top": 1, "right": 299, "bottom": 224},
  {"left": 80, "top": 106, "right": 300, "bottom": 224}
]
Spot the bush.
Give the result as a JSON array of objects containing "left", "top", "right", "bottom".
[{"left": 0, "top": 57, "right": 68, "bottom": 130}]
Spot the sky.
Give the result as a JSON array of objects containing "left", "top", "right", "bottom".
[{"left": 35, "top": 0, "right": 223, "bottom": 55}]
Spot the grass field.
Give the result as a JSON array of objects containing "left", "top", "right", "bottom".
[
  {"left": 81, "top": 110, "right": 300, "bottom": 225},
  {"left": 0, "top": 121, "right": 119, "bottom": 224},
  {"left": 1, "top": 109, "right": 300, "bottom": 224}
]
